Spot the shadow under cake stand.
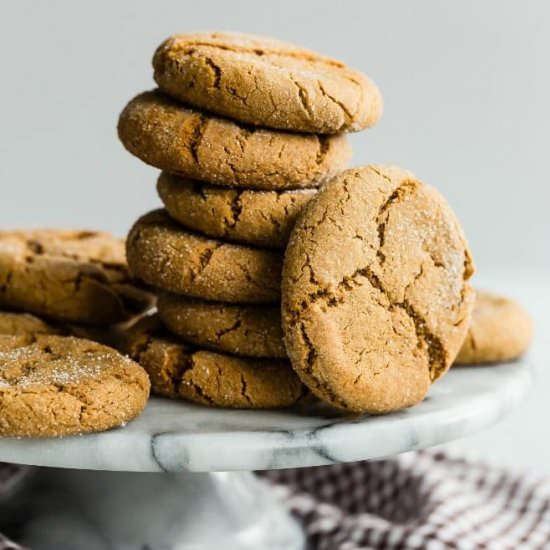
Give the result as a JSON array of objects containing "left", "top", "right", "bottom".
[{"left": 0, "top": 360, "right": 531, "bottom": 550}]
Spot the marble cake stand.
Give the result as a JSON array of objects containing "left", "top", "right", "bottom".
[{"left": 0, "top": 360, "right": 531, "bottom": 550}]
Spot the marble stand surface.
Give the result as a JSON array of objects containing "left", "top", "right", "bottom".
[
  {"left": 0, "top": 360, "right": 531, "bottom": 473},
  {"left": 0, "top": 360, "right": 531, "bottom": 549}
]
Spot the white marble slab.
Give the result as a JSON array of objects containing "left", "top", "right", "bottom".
[{"left": 0, "top": 360, "right": 531, "bottom": 472}]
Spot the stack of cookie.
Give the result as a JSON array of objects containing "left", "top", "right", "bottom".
[
  {"left": 0, "top": 230, "right": 153, "bottom": 436},
  {"left": 118, "top": 32, "right": 383, "bottom": 408}
]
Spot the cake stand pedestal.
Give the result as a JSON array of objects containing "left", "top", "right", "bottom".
[{"left": 0, "top": 360, "right": 531, "bottom": 550}]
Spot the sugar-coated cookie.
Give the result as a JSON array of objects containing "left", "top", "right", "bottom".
[
  {"left": 118, "top": 90, "right": 351, "bottom": 190},
  {"left": 126, "top": 210, "right": 282, "bottom": 303},
  {"left": 455, "top": 290, "right": 532, "bottom": 364},
  {"left": 0, "top": 230, "right": 154, "bottom": 325},
  {"left": 153, "top": 32, "right": 382, "bottom": 133},
  {"left": 121, "top": 316, "right": 305, "bottom": 409},
  {"left": 0, "top": 335, "right": 150, "bottom": 437},
  {"left": 282, "top": 165, "right": 475, "bottom": 413},
  {"left": 157, "top": 173, "right": 316, "bottom": 248},
  {"left": 157, "top": 292, "right": 285, "bottom": 358}
]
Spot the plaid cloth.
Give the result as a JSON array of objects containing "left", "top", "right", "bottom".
[
  {"left": 2, "top": 450, "right": 550, "bottom": 549},
  {"left": 260, "top": 449, "right": 550, "bottom": 550}
]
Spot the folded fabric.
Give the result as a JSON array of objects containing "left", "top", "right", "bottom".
[{"left": 260, "top": 449, "right": 550, "bottom": 549}]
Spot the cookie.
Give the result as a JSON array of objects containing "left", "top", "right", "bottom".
[
  {"left": 157, "top": 292, "right": 285, "bottom": 358},
  {"left": 0, "top": 335, "right": 150, "bottom": 437},
  {"left": 455, "top": 290, "right": 532, "bottom": 364},
  {"left": 118, "top": 90, "right": 351, "bottom": 190},
  {"left": 153, "top": 32, "right": 383, "bottom": 134},
  {"left": 127, "top": 210, "right": 282, "bottom": 303},
  {"left": 0, "top": 311, "right": 59, "bottom": 338},
  {"left": 0, "top": 310, "right": 130, "bottom": 350},
  {"left": 157, "top": 173, "right": 316, "bottom": 248},
  {"left": 121, "top": 316, "right": 305, "bottom": 408},
  {"left": 0, "top": 230, "right": 154, "bottom": 325},
  {"left": 282, "top": 165, "right": 475, "bottom": 414}
]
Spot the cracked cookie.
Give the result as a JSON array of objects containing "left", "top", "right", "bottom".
[
  {"left": 121, "top": 316, "right": 305, "bottom": 408},
  {"left": 282, "top": 165, "right": 475, "bottom": 414},
  {"left": 0, "top": 335, "right": 150, "bottom": 437},
  {"left": 127, "top": 209, "right": 282, "bottom": 303},
  {"left": 0, "top": 230, "right": 154, "bottom": 325},
  {"left": 0, "top": 311, "right": 60, "bottom": 339},
  {"left": 157, "top": 173, "right": 316, "bottom": 248},
  {"left": 0, "top": 310, "right": 132, "bottom": 349},
  {"left": 153, "top": 32, "right": 383, "bottom": 134},
  {"left": 455, "top": 290, "right": 532, "bottom": 364},
  {"left": 118, "top": 90, "right": 351, "bottom": 190},
  {"left": 157, "top": 292, "right": 285, "bottom": 358}
]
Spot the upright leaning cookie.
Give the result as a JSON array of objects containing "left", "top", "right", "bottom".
[
  {"left": 282, "top": 165, "right": 475, "bottom": 413},
  {"left": 120, "top": 316, "right": 305, "bottom": 408},
  {"left": 455, "top": 290, "right": 532, "bottom": 364},
  {"left": 118, "top": 90, "right": 351, "bottom": 190},
  {"left": 153, "top": 32, "right": 383, "bottom": 133},
  {"left": 0, "top": 335, "right": 150, "bottom": 437},
  {"left": 157, "top": 173, "right": 316, "bottom": 248},
  {"left": 0, "top": 230, "right": 154, "bottom": 325},
  {"left": 127, "top": 210, "right": 282, "bottom": 303}
]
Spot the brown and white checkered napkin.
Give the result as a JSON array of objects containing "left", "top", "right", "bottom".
[
  {"left": 2, "top": 449, "right": 550, "bottom": 549},
  {"left": 260, "top": 449, "right": 550, "bottom": 549}
]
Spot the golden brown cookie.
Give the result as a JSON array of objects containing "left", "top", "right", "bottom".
[
  {"left": 121, "top": 316, "right": 305, "bottom": 408},
  {"left": 0, "top": 311, "right": 60, "bottom": 338},
  {"left": 153, "top": 32, "right": 383, "bottom": 134},
  {"left": 454, "top": 290, "right": 532, "bottom": 364},
  {"left": 118, "top": 90, "right": 351, "bottom": 190},
  {"left": 0, "top": 310, "right": 132, "bottom": 349},
  {"left": 127, "top": 210, "right": 282, "bottom": 303},
  {"left": 0, "top": 230, "right": 154, "bottom": 325},
  {"left": 0, "top": 335, "right": 150, "bottom": 437},
  {"left": 157, "top": 292, "right": 285, "bottom": 358},
  {"left": 282, "top": 165, "right": 475, "bottom": 414},
  {"left": 157, "top": 173, "right": 316, "bottom": 248}
]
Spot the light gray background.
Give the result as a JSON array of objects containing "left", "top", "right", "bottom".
[{"left": 1, "top": 1, "right": 549, "bottom": 470}]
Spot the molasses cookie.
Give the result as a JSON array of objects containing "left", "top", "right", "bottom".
[
  {"left": 153, "top": 32, "right": 383, "bottom": 133},
  {"left": 455, "top": 290, "right": 532, "bottom": 364},
  {"left": 0, "top": 311, "right": 59, "bottom": 338},
  {"left": 157, "top": 173, "right": 316, "bottom": 248},
  {"left": 282, "top": 165, "right": 475, "bottom": 413},
  {"left": 0, "top": 335, "right": 150, "bottom": 437},
  {"left": 121, "top": 316, "right": 305, "bottom": 408},
  {"left": 0, "top": 230, "right": 154, "bottom": 325},
  {"left": 157, "top": 292, "right": 285, "bottom": 358},
  {"left": 118, "top": 90, "right": 351, "bottom": 190},
  {"left": 126, "top": 210, "right": 282, "bottom": 303}
]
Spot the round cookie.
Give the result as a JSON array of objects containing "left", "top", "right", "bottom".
[
  {"left": 454, "top": 290, "right": 532, "bottom": 365},
  {"left": 121, "top": 316, "right": 305, "bottom": 408},
  {"left": 0, "top": 230, "right": 154, "bottom": 325},
  {"left": 157, "top": 173, "right": 316, "bottom": 248},
  {"left": 153, "top": 32, "right": 383, "bottom": 134},
  {"left": 0, "top": 310, "right": 129, "bottom": 349},
  {"left": 118, "top": 90, "right": 351, "bottom": 190},
  {"left": 0, "top": 335, "right": 150, "bottom": 437},
  {"left": 0, "top": 311, "right": 59, "bottom": 338},
  {"left": 157, "top": 292, "right": 285, "bottom": 358},
  {"left": 127, "top": 210, "right": 282, "bottom": 303},
  {"left": 282, "top": 165, "right": 475, "bottom": 414}
]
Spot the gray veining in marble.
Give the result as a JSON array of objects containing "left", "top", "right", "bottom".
[{"left": 0, "top": 360, "right": 531, "bottom": 473}]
